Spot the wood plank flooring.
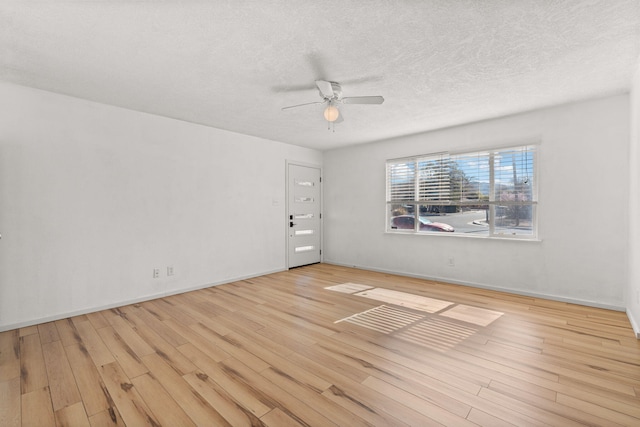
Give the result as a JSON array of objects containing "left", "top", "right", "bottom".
[{"left": 1, "top": 263, "right": 639, "bottom": 426}]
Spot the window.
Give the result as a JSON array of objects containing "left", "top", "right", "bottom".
[{"left": 386, "top": 145, "right": 537, "bottom": 238}]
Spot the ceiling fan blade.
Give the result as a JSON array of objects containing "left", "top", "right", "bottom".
[
  {"left": 315, "top": 80, "right": 334, "bottom": 98},
  {"left": 281, "top": 101, "right": 325, "bottom": 111},
  {"left": 342, "top": 96, "right": 384, "bottom": 105},
  {"left": 272, "top": 83, "right": 316, "bottom": 93}
]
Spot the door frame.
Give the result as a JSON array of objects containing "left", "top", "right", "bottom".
[{"left": 285, "top": 160, "right": 323, "bottom": 269}]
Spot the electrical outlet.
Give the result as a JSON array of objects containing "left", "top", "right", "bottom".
[
  {"left": 447, "top": 257, "right": 455, "bottom": 267},
  {"left": 167, "top": 266, "right": 174, "bottom": 276},
  {"left": 153, "top": 268, "right": 160, "bottom": 278}
]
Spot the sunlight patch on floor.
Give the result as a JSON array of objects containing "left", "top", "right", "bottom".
[
  {"left": 324, "top": 283, "right": 373, "bottom": 293},
  {"left": 335, "top": 305, "right": 425, "bottom": 334},
  {"left": 440, "top": 304, "right": 503, "bottom": 326},
  {"left": 335, "top": 304, "right": 478, "bottom": 352},
  {"left": 326, "top": 283, "right": 505, "bottom": 351},
  {"left": 396, "top": 317, "right": 478, "bottom": 352},
  {"left": 353, "top": 287, "right": 454, "bottom": 313}
]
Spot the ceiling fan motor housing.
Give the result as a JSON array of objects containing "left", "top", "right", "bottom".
[{"left": 319, "top": 81, "right": 342, "bottom": 100}]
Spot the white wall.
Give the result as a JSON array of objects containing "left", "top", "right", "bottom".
[
  {"left": 628, "top": 60, "right": 640, "bottom": 337},
  {"left": 324, "top": 95, "right": 629, "bottom": 309},
  {"left": 0, "top": 82, "right": 322, "bottom": 331}
]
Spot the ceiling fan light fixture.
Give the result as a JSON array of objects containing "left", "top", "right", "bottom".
[
  {"left": 282, "top": 80, "right": 383, "bottom": 126},
  {"left": 323, "top": 105, "right": 340, "bottom": 122}
]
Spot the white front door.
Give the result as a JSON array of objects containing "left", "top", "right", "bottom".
[{"left": 287, "top": 164, "right": 321, "bottom": 268}]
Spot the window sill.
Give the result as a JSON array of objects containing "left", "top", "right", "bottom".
[{"left": 384, "top": 230, "right": 541, "bottom": 242}]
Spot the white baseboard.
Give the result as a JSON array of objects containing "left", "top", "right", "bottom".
[
  {"left": 0, "top": 268, "right": 285, "bottom": 333},
  {"left": 627, "top": 308, "right": 640, "bottom": 339},
  {"left": 324, "top": 261, "right": 626, "bottom": 312}
]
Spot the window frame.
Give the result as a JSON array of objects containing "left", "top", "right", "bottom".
[{"left": 386, "top": 144, "right": 538, "bottom": 240}]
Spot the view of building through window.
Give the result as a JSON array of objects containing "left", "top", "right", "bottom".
[{"left": 386, "top": 145, "right": 537, "bottom": 238}]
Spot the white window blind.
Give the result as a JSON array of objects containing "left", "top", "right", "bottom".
[
  {"left": 386, "top": 161, "right": 416, "bottom": 201},
  {"left": 447, "top": 151, "right": 490, "bottom": 204},
  {"left": 417, "top": 153, "right": 450, "bottom": 201},
  {"left": 493, "top": 147, "right": 535, "bottom": 204}
]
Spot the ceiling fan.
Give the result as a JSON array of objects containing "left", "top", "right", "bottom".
[{"left": 282, "top": 80, "right": 384, "bottom": 124}]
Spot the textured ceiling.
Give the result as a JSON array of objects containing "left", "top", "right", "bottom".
[{"left": 1, "top": 1, "right": 639, "bottom": 150}]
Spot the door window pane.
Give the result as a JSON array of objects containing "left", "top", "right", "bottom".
[{"left": 294, "top": 213, "right": 314, "bottom": 219}]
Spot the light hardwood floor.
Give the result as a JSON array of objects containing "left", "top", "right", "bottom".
[{"left": 1, "top": 263, "right": 639, "bottom": 426}]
